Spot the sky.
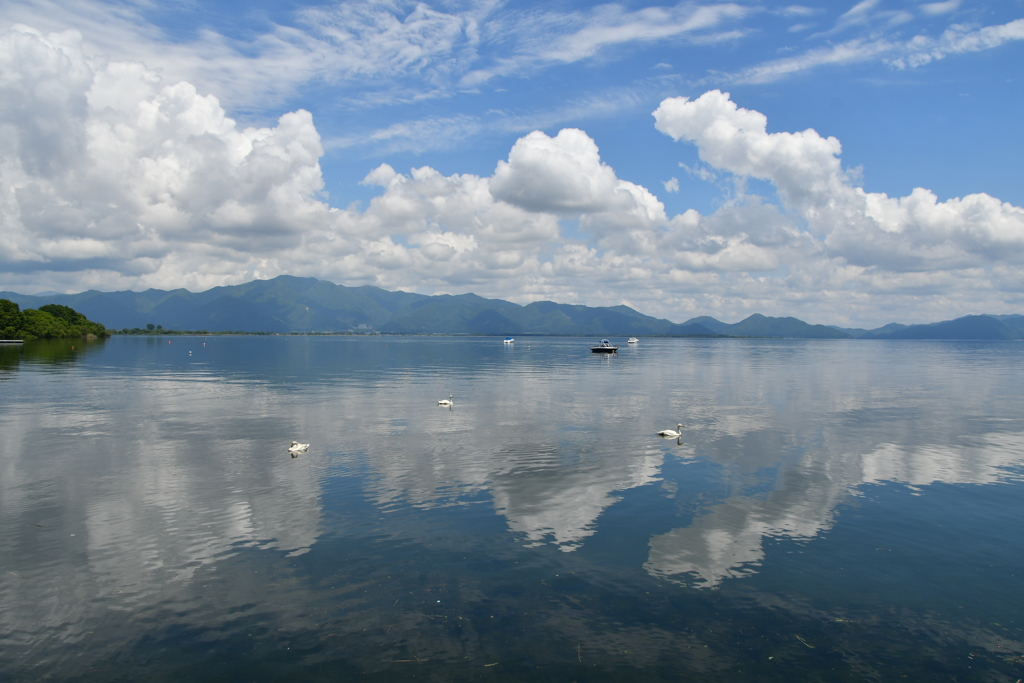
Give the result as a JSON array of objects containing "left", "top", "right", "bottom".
[{"left": 1, "top": 0, "right": 1022, "bottom": 327}]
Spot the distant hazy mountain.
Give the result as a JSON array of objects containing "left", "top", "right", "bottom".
[
  {"left": 830, "top": 322, "right": 908, "bottom": 339},
  {"left": 0, "top": 276, "right": 714, "bottom": 336},
  {"left": 678, "top": 316, "right": 732, "bottom": 334},
  {"left": 989, "top": 314, "right": 1024, "bottom": 333},
  {"left": 721, "top": 314, "right": 852, "bottom": 339},
  {"left": 862, "top": 314, "right": 1024, "bottom": 340},
  {"left": 2, "top": 276, "right": 1019, "bottom": 339},
  {"left": 1, "top": 277, "right": 426, "bottom": 332}
]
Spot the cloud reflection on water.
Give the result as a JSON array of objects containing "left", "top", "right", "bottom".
[
  {"left": 332, "top": 338, "right": 1024, "bottom": 589},
  {"left": 646, "top": 427, "right": 1024, "bottom": 588},
  {"left": 3, "top": 335, "right": 1024, "bottom": 665},
  {"left": 0, "top": 365, "right": 325, "bottom": 645}
]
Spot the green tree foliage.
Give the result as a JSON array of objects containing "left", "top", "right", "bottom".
[
  {"left": 38, "top": 303, "right": 107, "bottom": 337},
  {"left": 39, "top": 304, "right": 87, "bottom": 326},
  {"left": 20, "top": 309, "right": 69, "bottom": 339},
  {"left": 1, "top": 299, "right": 23, "bottom": 339},
  {"left": 0, "top": 299, "right": 107, "bottom": 339}
]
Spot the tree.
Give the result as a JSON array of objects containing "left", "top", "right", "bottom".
[
  {"left": 2, "top": 301, "right": 107, "bottom": 339},
  {"left": 37, "top": 304, "right": 106, "bottom": 337},
  {"left": 146, "top": 323, "right": 155, "bottom": 331},
  {"left": 39, "top": 304, "right": 88, "bottom": 326},
  {"left": 1, "top": 299, "right": 23, "bottom": 339},
  {"left": 20, "top": 309, "right": 70, "bottom": 339}
]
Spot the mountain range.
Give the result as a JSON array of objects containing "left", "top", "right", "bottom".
[{"left": 3, "top": 275, "right": 1023, "bottom": 340}]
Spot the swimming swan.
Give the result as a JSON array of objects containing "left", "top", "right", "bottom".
[
  {"left": 289, "top": 441, "right": 309, "bottom": 453},
  {"left": 657, "top": 424, "right": 684, "bottom": 438},
  {"left": 437, "top": 395, "right": 453, "bottom": 407}
]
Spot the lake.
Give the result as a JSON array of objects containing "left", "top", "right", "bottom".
[{"left": 2, "top": 335, "right": 1023, "bottom": 681}]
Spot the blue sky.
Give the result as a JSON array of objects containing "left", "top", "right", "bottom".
[{"left": 1, "top": 0, "right": 1022, "bottom": 326}]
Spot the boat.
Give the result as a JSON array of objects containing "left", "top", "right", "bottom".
[
  {"left": 504, "top": 337, "right": 514, "bottom": 344},
  {"left": 627, "top": 337, "right": 639, "bottom": 344},
  {"left": 591, "top": 339, "right": 618, "bottom": 353}
]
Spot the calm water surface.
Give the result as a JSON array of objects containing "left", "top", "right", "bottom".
[{"left": 2, "top": 336, "right": 1023, "bottom": 681}]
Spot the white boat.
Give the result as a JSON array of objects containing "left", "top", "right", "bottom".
[
  {"left": 504, "top": 337, "right": 514, "bottom": 344},
  {"left": 627, "top": 337, "right": 639, "bottom": 344},
  {"left": 591, "top": 339, "right": 618, "bottom": 353}
]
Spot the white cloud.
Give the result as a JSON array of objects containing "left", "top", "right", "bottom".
[
  {"left": 725, "top": 18, "right": 1024, "bottom": 84},
  {"left": 724, "top": 36, "right": 896, "bottom": 83},
  {"left": 336, "top": 80, "right": 662, "bottom": 156},
  {"left": 0, "top": 0, "right": 749, "bottom": 110},
  {"left": 836, "top": 0, "right": 883, "bottom": 27},
  {"left": 488, "top": 128, "right": 667, "bottom": 256},
  {"left": 653, "top": 90, "right": 1024, "bottom": 271},
  {"left": 459, "top": 2, "right": 751, "bottom": 86},
  {"left": 920, "top": 0, "right": 961, "bottom": 16},
  {"left": 1, "top": 25, "right": 332, "bottom": 290},
  {"left": 491, "top": 129, "right": 649, "bottom": 214},
  {"left": 296, "top": 1, "right": 478, "bottom": 82},
  {"left": 4, "top": 0, "right": 1017, "bottom": 128},
  {"left": 890, "top": 18, "right": 1024, "bottom": 69},
  {"left": 3, "top": 22, "right": 1024, "bottom": 328},
  {"left": 326, "top": 115, "right": 483, "bottom": 154},
  {"left": 663, "top": 177, "right": 680, "bottom": 193},
  {"left": 0, "top": 0, "right": 334, "bottom": 112},
  {"left": 679, "top": 162, "right": 717, "bottom": 183},
  {"left": 777, "top": 6, "right": 819, "bottom": 18}
]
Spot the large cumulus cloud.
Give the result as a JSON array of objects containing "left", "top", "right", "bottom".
[
  {"left": 1, "top": 25, "right": 332, "bottom": 291},
  {"left": 3, "top": 24, "right": 1024, "bottom": 326},
  {"left": 489, "top": 128, "right": 666, "bottom": 254},
  {"left": 653, "top": 90, "right": 1024, "bottom": 270}
]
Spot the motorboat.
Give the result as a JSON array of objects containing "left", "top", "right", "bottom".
[
  {"left": 627, "top": 337, "right": 639, "bottom": 344},
  {"left": 591, "top": 339, "right": 618, "bottom": 353},
  {"left": 504, "top": 337, "right": 514, "bottom": 344}
]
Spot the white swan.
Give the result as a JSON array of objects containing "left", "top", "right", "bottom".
[
  {"left": 657, "top": 424, "right": 684, "bottom": 438},
  {"left": 288, "top": 441, "right": 309, "bottom": 453},
  {"left": 437, "top": 395, "right": 453, "bottom": 406}
]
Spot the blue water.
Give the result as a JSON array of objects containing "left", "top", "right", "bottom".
[{"left": 2, "top": 335, "right": 1024, "bottom": 681}]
